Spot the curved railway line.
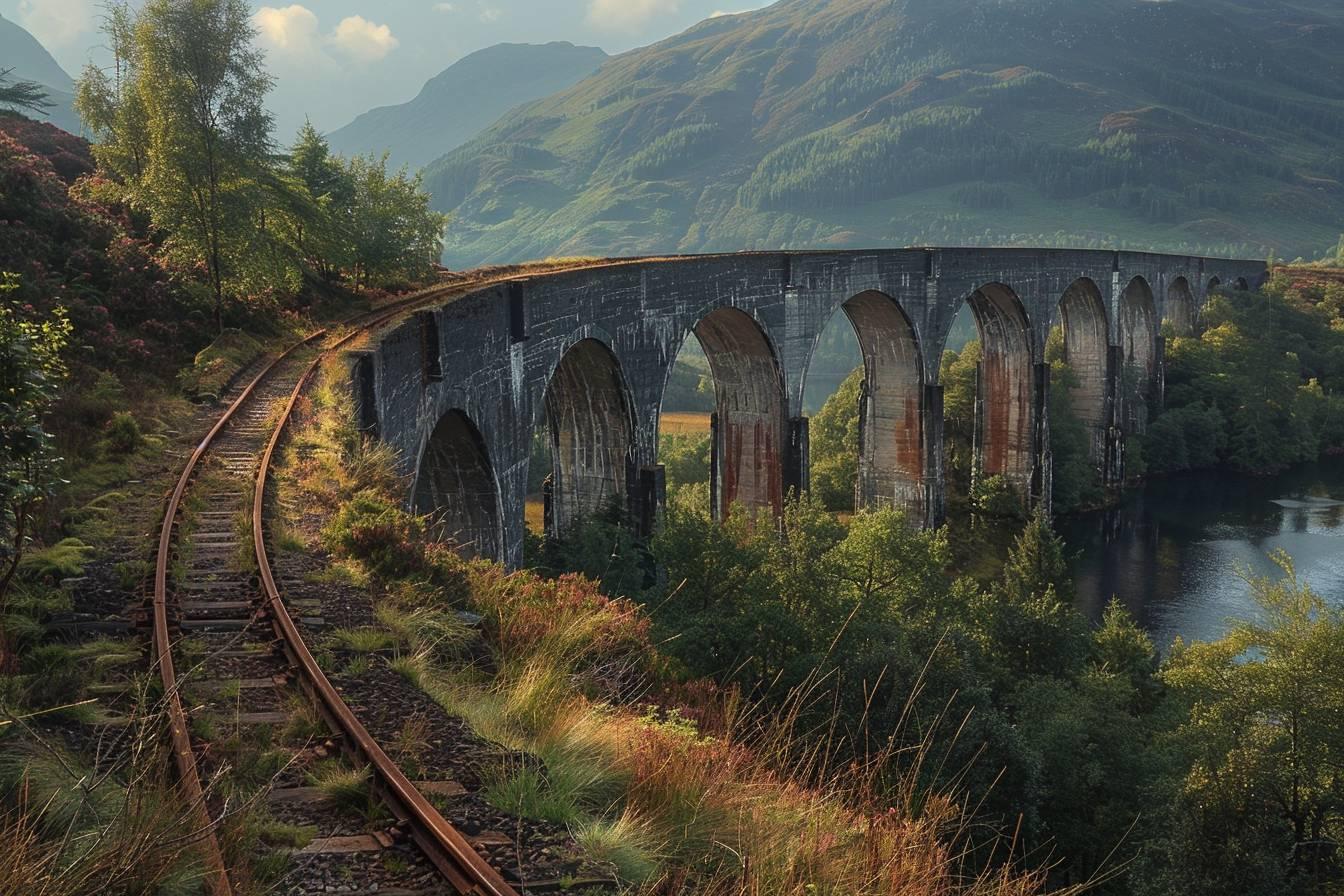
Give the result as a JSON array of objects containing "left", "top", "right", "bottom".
[{"left": 149, "top": 266, "right": 628, "bottom": 896}]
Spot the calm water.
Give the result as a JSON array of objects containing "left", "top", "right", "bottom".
[{"left": 1062, "top": 456, "right": 1344, "bottom": 648}]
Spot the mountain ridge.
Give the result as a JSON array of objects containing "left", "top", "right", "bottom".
[
  {"left": 0, "top": 13, "right": 80, "bottom": 133},
  {"left": 328, "top": 41, "right": 608, "bottom": 171},
  {"left": 425, "top": 0, "right": 1344, "bottom": 267}
]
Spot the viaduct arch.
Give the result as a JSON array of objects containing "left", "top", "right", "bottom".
[{"left": 357, "top": 248, "right": 1266, "bottom": 567}]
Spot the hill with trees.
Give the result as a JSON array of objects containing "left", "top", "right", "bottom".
[
  {"left": 328, "top": 42, "right": 608, "bottom": 172},
  {"left": 426, "top": 0, "right": 1344, "bottom": 267}
]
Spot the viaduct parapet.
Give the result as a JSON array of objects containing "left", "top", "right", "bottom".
[{"left": 352, "top": 248, "right": 1267, "bottom": 567}]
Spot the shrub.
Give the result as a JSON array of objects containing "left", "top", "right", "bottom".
[
  {"left": 471, "top": 567, "right": 651, "bottom": 686},
  {"left": 420, "top": 542, "right": 475, "bottom": 604},
  {"left": 970, "top": 474, "right": 1025, "bottom": 518},
  {"left": 177, "top": 328, "right": 263, "bottom": 400},
  {"left": 1142, "top": 403, "right": 1227, "bottom": 475},
  {"left": 62, "top": 370, "right": 124, "bottom": 431},
  {"left": 103, "top": 411, "right": 142, "bottom": 454},
  {"left": 321, "top": 491, "right": 427, "bottom": 580}
]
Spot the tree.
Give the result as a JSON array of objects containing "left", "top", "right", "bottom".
[
  {"left": 345, "top": 153, "right": 448, "bottom": 290},
  {"left": 940, "top": 339, "right": 981, "bottom": 488},
  {"left": 1148, "top": 554, "right": 1344, "bottom": 894},
  {"left": 285, "top": 122, "right": 355, "bottom": 279},
  {"left": 0, "top": 68, "right": 53, "bottom": 118},
  {"left": 979, "top": 508, "right": 1089, "bottom": 682},
  {"left": 809, "top": 366, "right": 861, "bottom": 511},
  {"left": 1045, "top": 327, "right": 1104, "bottom": 513},
  {"left": 75, "top": 3, "right": 148, "bottom": 182},
  {"left": 78, "top": 0, "right": 276, "bottom": 330},
  {"left": 0, "top": 274, "right": 70, "bottom": 671},
  {"left": 659, "top": 431, "right": 709, "bottom": 494}
]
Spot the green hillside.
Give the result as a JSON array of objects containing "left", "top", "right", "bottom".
[
  {"left": 425, "top": 0, "right": 1344, "bottom": 267},
  {"left": 328, "top": 42, "right": 607, "bottom": 172}
]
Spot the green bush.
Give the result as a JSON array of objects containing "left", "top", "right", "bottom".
[
  {"left": 658, "top": 432, "right": 710, "bottom": 493},
  {"left": 971, "top": 474, "right": 1025, "bottom": 518},
  {"left": 1142, "top": 405, "right": 1226, "bottom": 475},
  {"left": 177, "top": 328, "right": 263, "bottom": 400},
  {"left": 321, "top": 491, "right": 427, "bottom": 581},
  {"left": 809, "top": 367, "right": 861, "bottom": 512},
  {"left": 61, "top": 369, "right": 124, "bottom": 431},
  {"left": 1048, "top": 357, "right": 1105, "bottom": 514},
  {"left": 103, "top": 411, "right": 142, "bottom": 454}
]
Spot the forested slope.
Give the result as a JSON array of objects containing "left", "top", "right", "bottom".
[{"left": 426, "top": 0, "right": 1344, "bottom": 266}]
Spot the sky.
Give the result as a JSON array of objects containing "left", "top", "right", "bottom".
[{"left": 3, "top": 0, "right": 767, "bottom": 136}]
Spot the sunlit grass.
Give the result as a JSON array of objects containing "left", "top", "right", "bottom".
[
  {"left": 659, "top": 411, "right": 712, "bottom": 435},
  {"left": 271, "top": 339, "right": 1061, "bottom": 896}
]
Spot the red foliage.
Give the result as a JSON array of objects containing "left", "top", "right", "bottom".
[
  {"left": 0, "top": 128, "right": 209, "bottom": 376},
  {"left": 478, "top": 568, "right": 652, "bottom": 672},
  {"left": 0, "top": 116, "right": 94, "bottom": 184}
]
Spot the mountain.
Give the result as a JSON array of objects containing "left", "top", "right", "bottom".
[
  {"left": 328, "top": 42, "right": 608, "bottom": 172},
  {"left": 425, "top": 0, "right": 1344, "bottom": 267},
  {"left": 0, "top": 13, "right": 79, "bottom": 133}
]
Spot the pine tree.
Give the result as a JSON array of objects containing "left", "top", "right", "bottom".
[
  {"left": 982, "top": 507, "right": 1088, "bottom": 680},
  {"left": 0, "top": 68, "right": 52, "bottom": 118},
  {"left": 999, "top": 505, "right": 1073, "bottom": 604},
  {"left": 286, "top": 123, "right": 355, "bottom": 279}
]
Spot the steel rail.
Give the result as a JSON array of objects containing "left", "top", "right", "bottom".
[
  {"left": 252, "top": 308, "right": 522, "bottom": 895},
  {"left": 153, "top": 259, "right": 632, "bottom": 895},
  {"left": 152, "top": 331, "right": 328, "bottom": 896}
]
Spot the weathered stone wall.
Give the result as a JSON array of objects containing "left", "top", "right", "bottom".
[{"left": 360, "top": 249, "right": 1266, "bottom": 567}]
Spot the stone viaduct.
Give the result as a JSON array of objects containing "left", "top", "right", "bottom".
[{"left": 351, "top": 248, "right": 1267, "bottom": 567}]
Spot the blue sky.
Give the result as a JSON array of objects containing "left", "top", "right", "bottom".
[{"left": 3, "top": 0, "right": 766, "bottom": 135}]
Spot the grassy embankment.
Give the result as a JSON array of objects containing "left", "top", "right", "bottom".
[
  {"left": 0, "top": 316, "right": 323, "bottom": 891},
  {"left": 273, "top": 356, "right": 1058, "bottom": 895}
]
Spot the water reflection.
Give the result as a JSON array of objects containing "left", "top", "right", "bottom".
[{"left": 1063, "top": 457, "right": 1344, "bottom": 649}]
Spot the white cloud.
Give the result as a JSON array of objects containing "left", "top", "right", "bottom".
[
  {"left": 478, "top": 5, "right": 503, "bottom": 23},
  {"left": 254, "top": 5, "right": 321, "bottom": 55},
  {"left": 254, "top": 7, "right": 398, "bottom": 65},
  {"left": 332, "top": 15, "right": 400, "bottom": 61},
  {"left": 433, "top": 2, "right": 455, "bottom": 10},
  {"left": 18, "top": 0, "right": 94, "bottom": 49},
  {"left": 586, "top": 0, "right": 679, "bottom": 31}
]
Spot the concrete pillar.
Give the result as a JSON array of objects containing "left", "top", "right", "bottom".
[
  {"left": 1031, "top": 361, "right": 1052, "bottom": 513},
  {"left": 923, "top": 383, "right": 946, "bottom": 527},
  {"left": 634, "top": 465, "right": 666, "bottom": 537},
  {"left": 971, "top": 360, "right": 985, "bottom": 495},
  {"left": 784, "top": 416, "right": 809, "bottom": 501},
  {"left": 542, "top": 475, "right": 555, "bottom": 538},
  {"left": 709, "top": 411, "right": 722, "bottom": 520},
  {"left": 1154, "top": 334, "right": 1167, "bottom": 413},
  {"left": 1103, "top": 344, "right": 1126, "bottom": 486},
  {"left": 855, "top": 379, "right": 868, "bottom": 510}
]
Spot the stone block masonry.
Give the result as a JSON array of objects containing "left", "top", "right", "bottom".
[{"left": 360, "top": 249, "right": 1266, "bottom": 567}]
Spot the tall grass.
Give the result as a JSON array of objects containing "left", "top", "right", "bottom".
[
  {"left": 0, "top": 694, "right": 225, "bottom": 896},
  {"left": 278, "top": 356, "right": 1063, "bottom": 896}
]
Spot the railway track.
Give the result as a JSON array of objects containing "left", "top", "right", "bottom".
[{"left": 148, "top": 272, "right": 607, "bottom": 895}]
